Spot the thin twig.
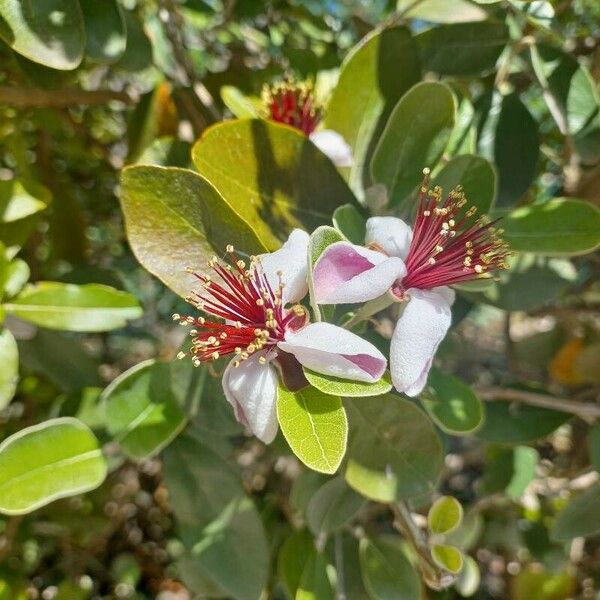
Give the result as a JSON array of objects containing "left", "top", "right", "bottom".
[
  {"left": 0, "top": 86, "right": 133, "bottom": 108},
  {"left": 334, "top": 532, "right": 347, "bottom": 600},
  {"left": 477, "top": 387, "right": 600, "bottom": 422}
]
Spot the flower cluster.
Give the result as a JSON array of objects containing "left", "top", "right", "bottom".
[{"left": 175, "top": 173, "right": 510, "bottom": 443}]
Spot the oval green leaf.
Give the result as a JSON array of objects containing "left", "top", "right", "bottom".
[
  {"left": 421, "top": 368, "right": 484, "bottom": 435},
  {"left": 192, "top": 120, "right": 358, "bottom": 250},
  {"left": 332, "top": 204, "right": 366, "bottom": 244},
  {"left": 0, "top": 0, "right": 85, "bottom": 69},
  {"left": 220, "top": 86, "right": 261, "bottom": 119},
  {"left": 359, "top": 537, "right": 421, "bottom": 600},
  {"left": 102, "top": 360, "right": 187, "bottom": 460},
  {"left": 80, "top": 0, "right": 126, "bottom": 63},
  {"left": 431, "top": 544, "right": 464, "bottom": 574},
  {"left": 277, "top": 384, "right": 348, "bottom": 474},
  {"left": 120, "top": 165, "right": 267, "bottom": 298},
  {"left": 428, "top": 496, "right": 464, "bottom": 535},
  {"left": 0, "top": 417, "right": 107, "bottom": 515},
  {"left": 306, "top": 476, "right": 364, "bottom": 536},
  {"left": 551, "top": 482, "right": 600, "bottom": 541},
  {"left": 345, "top": 395, "right": 443, "bottom": 502},
  {"left": 432, "top": 155, "right": 496, "bottom": 214},
  {"left": 502, "top": 198, "right": 600, "bottom": 255},
  {"left": 304, "top": 369, "right": 392, "bottom": 398},
  {"left": 3, "top": 282, "right": 142, "bottom": 332},
  {"left": 324, "top": 26, "right": 421, "bottom": 201},
  {"left": 397, "top": 0, "right": 487, "bottom": 22},
  {"left": 371, "top": 82, "right": 456, "bottom": 207},
  {"left": 0, "top": 328, "right": 18, "bottom": 410},
  {"left": 417, "top": 22, "right": 509, "bottom": 76},
  {"left": 455, "top": 555, "right": 481, "bottom": 597}
]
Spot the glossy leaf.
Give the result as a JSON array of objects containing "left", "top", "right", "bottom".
[
  {"left": 102, "top": 360, "right": 187, "bottom": 460},
  {"left": 332, "top": 204, "right": 366, "bottom": 244},
  {"left": 418, "top": 22, "right": 509, "bottom": 76},
  {"left": 345, "top": 395, "right": 443, "bottom": 502},
  {"left": 0, "top": 328, "right": 18, "bottom": 410},
  {"left": 476, "top": 399, "right": 569, "bottom": 444},
  {"left": 306, "top": 477, "right": 364, "bottom": 536},
  {"left": 428, "top": 496, "right": 463, "bottom": 535},
  {"left": 164, "top": 435, "right": 269, "bottom": 599},
  {"left": 552, "top": 482, "right": 600, "bottom": 541},
  {"left": 359, "top": 537, "right": 421, "bottom": 600},
  {"left": 120, "top": 165, "right": 266, "bottom": 298},
  {"left": 0, "top": 418, "right": 107, "bottom": 515},
  {"left": 3, "top": 282, "right": 142, "bottom": 332},
  {"left": 397, "top": 0, "right": 487, "bottom": 22},
  {"left": 0, "top": 0, "right": 85, "bottom": 69},
  {"left": 277, "top": 384, "right": 348, "bottom": 474},
  {"left": 324, "top": 27, "right": 421, "bottom": 200},
  {"left": 502, "top": 199, "right": 600, "bottom": 255},
  {"left": 421, "top": 368, "right": 484, "bottom": 435},
  {"left": 304, "top": 369, "right": 392, "bottom": 398},
  {"left": 431, "top": 544, "right": 463, "bottom": 574},
  {"left": 432, "top": 155, "right": 496, "bottom": 214},
  {"left": 371, "top": 82, "right": 456, "bottom": 207},
  {"left": 192, "top": 120, "right": 358, "bottom": 250},
  {"left": 80, "top": 0, "right": 126, "bottom": 63}
]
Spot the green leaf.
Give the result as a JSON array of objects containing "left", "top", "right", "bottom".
[
  {"left": 397, "top": 0, "right": 487, "bottom": 22},
  {"left": 0, "top": 179, "right": 51, "bottom": 249},
  {"left": 332, "top": 204, "right": 366, "bottom": 244},
  {"left": 116, "top": 10, "right": 152, "bottom": 72},
  {"left": 3, "top": 258, "right": 30, "bottom": 299},
  {"left": 502, "top": 199, "right": 600, "bottom": 255},
  {"left": 428, "top": 496, "right": 464, "bottom": 535},
  {"left": 278, "top": 530, "right": 316, "bottom": 598},
  {"left": 0, "top": 417, "right": 107, "bottom": 515},
  {"left": 102, "top": 360, "right": 187, "bottom": 460},
  {"left": 420, "top": 368, "right": 484, "bottom": 435},
  {"left": 0, "top": 328, "right": 18, "bottom": 410},
  {"left": 3, "top": 282, "right": 142, "bottom": 332},
  {"left": 371, "top": 82, "right": 456, "bottom": 207},
  {"left": 137, "top": 137, "right": 192, "bottom": 168},
  {"left": 479, "top": 93, "right": 539, "bottom": 206},
  {"left": 476, "top": 399, "right": 569, "bottom": 444},
  {"left": 432, "top": 155, "right": 496, "bottom": 214},
  {"left": 324, "top": 27, "right": 421, "bottom": 201},
  {"left": 80, "top": 0, "right": 126, "bottom": 63},
  {"left": 304, "top": 369, "right": 392, "bottom": 398},
  {"left": 345, "top": 395, "right": 443, "bottom": 502},
  {"left": 277, "top": 384, "right": 348, "bottom": 474},
  {"left": 551, "top": 482, "right": 600, "bottom": 541},
  {"left": 0, "top": 0, "right": 85, "bottom": 69},
  {"left": 220, "top": 86, "right": 261, "bottom": 119},
  {"left": 164, "top": 435, "right": 269, "bottom": 599},
  {"left": 431, "top": 544, "right": 463, "bottom": 574},
  {"left": 306, "top": 477, "right": 364, "bottom": 536},
  {"left": 417, "top": 22, "right": 509, "bottom": 76},
  {"left": 588, "top": 424, "right": 600, "bottom": 474},
  {"left": 297, "top": 551, "right": 334, "bottom": 600},
  {"left": 290, "top": 471, "right": 328, "bottom": 515},
  {"left": 120, "top": 165, "right": 267, "bottom": 298},
  {"left": 359, "top": 537, "right": 421, "bottom": 600},
  {"left": 192, "top": 120, "right": 358, "bottom": 250},
  {"left": 455, "top": 555, "right": 481, "bottom": 597}
]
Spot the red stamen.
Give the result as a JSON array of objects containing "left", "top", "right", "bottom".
[
  {"left": 262, "top": 80, "right": 322, "bottom": 136},
  {"left": 396, "top": 170, "right": 511, "bottom": 294},
  {"left": 174, "top": 249, "right": 308, "bottom": 366}
]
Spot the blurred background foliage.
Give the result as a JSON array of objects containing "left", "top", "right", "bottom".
[{"left": 0, "top": 0, "right": 600, "bottom": 599}]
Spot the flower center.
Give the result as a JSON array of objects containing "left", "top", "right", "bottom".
[
  {"left": 395, "top": 170, "right": 511, "bottom": 295},
  {"left": 173, "top": 247, "right": 308, "bottom": 367},
  {"left": 262, "top": 79, "right": 322, "bottom": 136}
]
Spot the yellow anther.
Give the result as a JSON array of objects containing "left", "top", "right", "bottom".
[{"left": 176, "top": 351, "right": 186, "bottom": 360}]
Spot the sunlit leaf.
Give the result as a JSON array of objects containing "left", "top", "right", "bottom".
[{"left": 428, "top": 496, "right": 463, "bottom": 535}]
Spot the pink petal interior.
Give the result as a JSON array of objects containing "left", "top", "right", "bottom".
[
  {"left": 342, "top": 353, "right": 386, "bottom": 380},
  {"left": 313, "top": 245, "right": 375, "bottom": 302}
]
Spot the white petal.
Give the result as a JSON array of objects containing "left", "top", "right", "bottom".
[
  {"left": 390, "top": 288, "right": 453, "bottom": 397},
  {"left": 309, "top": 130, "right": 353, "bottom": 167},
  {"left": 222, "top": 352, "right": 279, "bottom": 443},
  {"left": 278, "top": 322, "right": 387, "bottom": 383},
  {"left": 312, "top": 241, "right": 405, "bottom": 304},
  {"left": 259, "top": 229, "right": 309, "bottom": 304},
  {"left": 365, "top": 216, "right": 413, "bottom": 260}
]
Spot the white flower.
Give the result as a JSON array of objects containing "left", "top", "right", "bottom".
[
  {"left": 312, "top": 182, "right": 510, "bottom": 396},
  {"left": 309, "top": 130, "right": 353, "bottom": 168},
  {"left": 175, "top": 229, "right": 386, "bottom": 443}
]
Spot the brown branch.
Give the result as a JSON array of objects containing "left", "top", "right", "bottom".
[
  {"left": 477, "top": 387, "right": 600, "bottom": 422},
  {"left": 0, "top": 86, "right": 133, "bottom": 108}
]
